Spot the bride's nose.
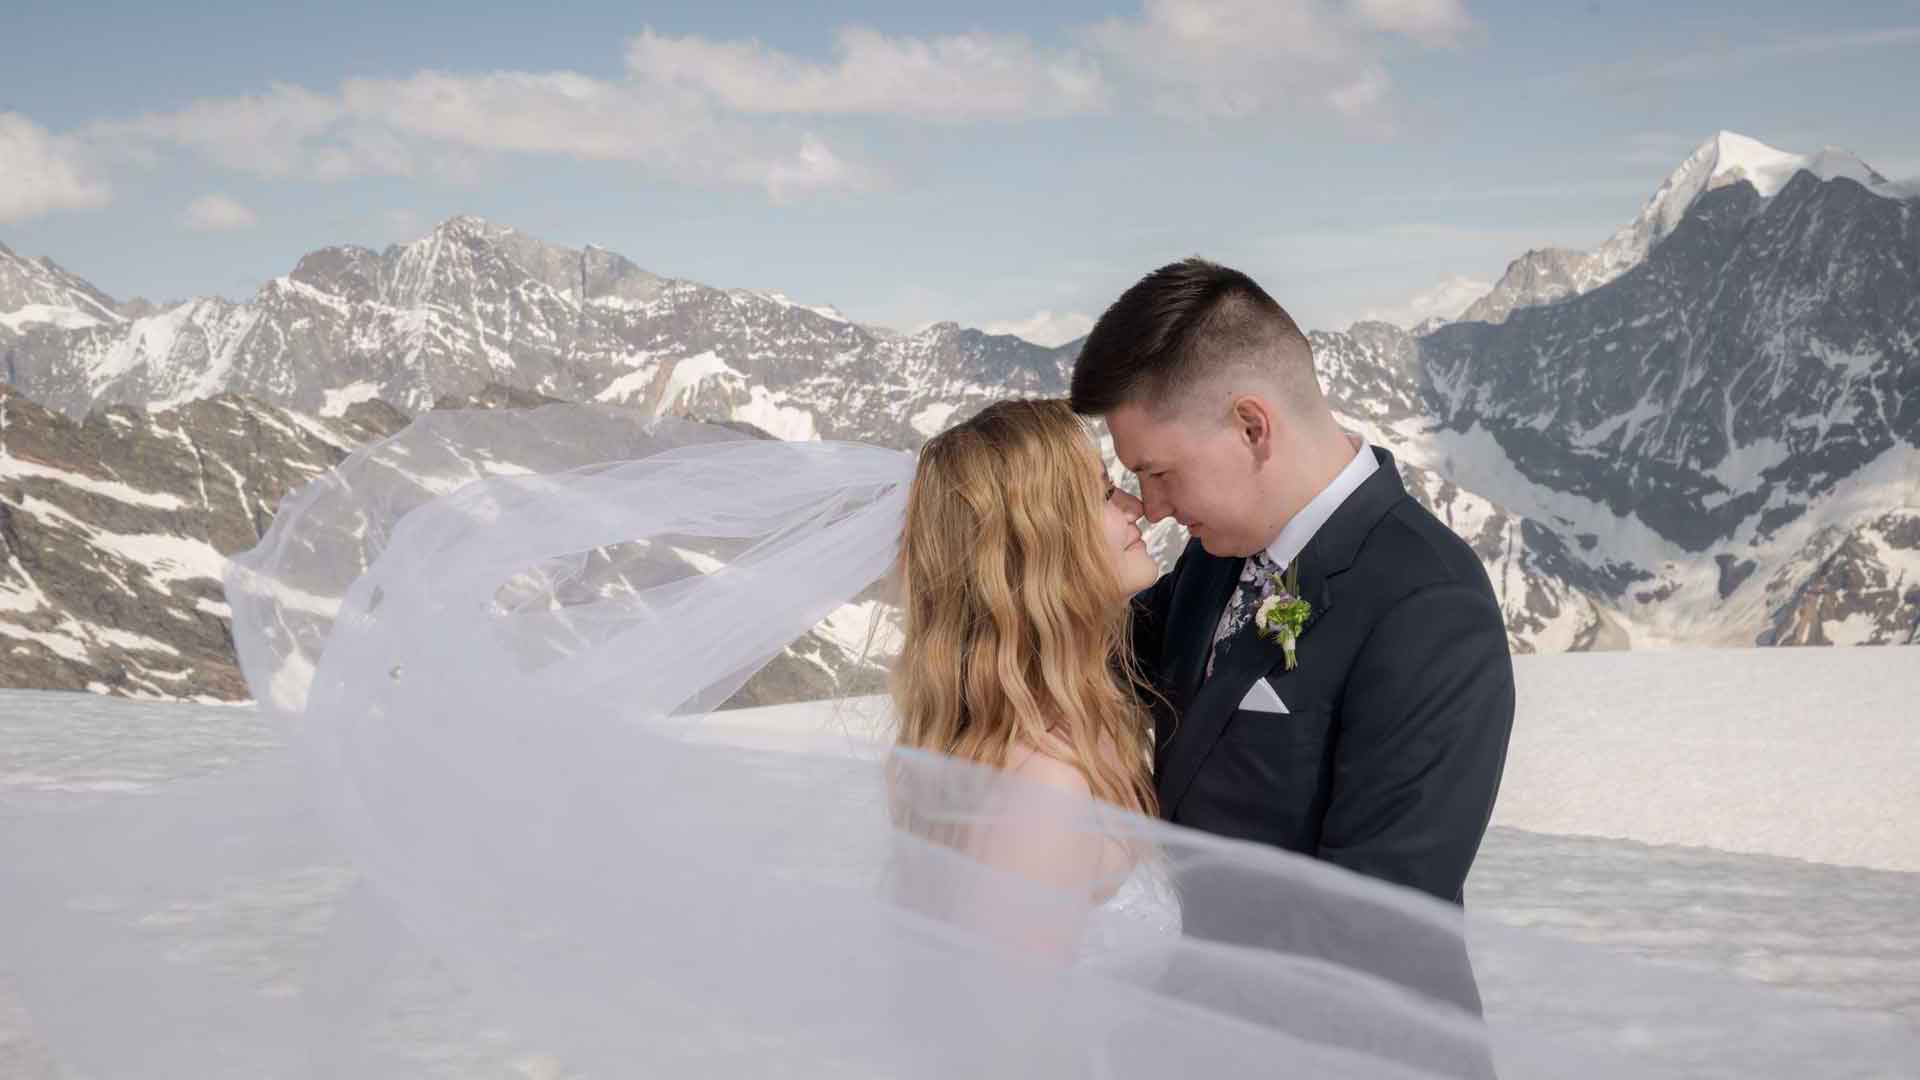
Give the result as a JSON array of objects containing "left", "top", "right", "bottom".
[{"left": 1109, "top": 487, "right": 1146, "bottom": 520}]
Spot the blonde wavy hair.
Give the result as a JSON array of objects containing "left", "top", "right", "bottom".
[{"left": 891, "top": 399, "right": 1157, "bottom": 817}]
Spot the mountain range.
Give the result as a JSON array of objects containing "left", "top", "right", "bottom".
[{"left": 1, "top": 130, "right": 1914, "bottom": 702}]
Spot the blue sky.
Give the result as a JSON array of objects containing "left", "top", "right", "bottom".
[{"left": 4, "top": 0, "right": 1918, "bottom": 341}]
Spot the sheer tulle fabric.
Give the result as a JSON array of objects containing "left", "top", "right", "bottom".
[{"left": 1, "top": 404, "right": 1913, "bottom": 1078}]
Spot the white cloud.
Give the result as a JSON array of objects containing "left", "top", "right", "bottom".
[
  {"left": 89, "top": 84, "right": 346, "bottom": 178},
  {"left": 1083, "top": 0, "right": 1453, "bottom": 121},
  {"left": 181, "top": 193, "right": 258, "bottom": 231},
  {"left": 1349, "top": 0, "right": 1472, "bottom": 47},
  {"left": 633, "top": 2, "right": 1467, "bottom": 126},
  {"left": 1352, "top": 273, "right": 1491, "bottom": 330},
  {"left": 76, "top": 3, "right": 1477, "bottom": 206},
  {"left": 1326, "top": 65, "right": 1392, "bottom": 117},
  {"left": 753, "top": 135, "right": 874, "bottom": 204},
  {"left": 625, "top": 26, "right": 1106, "bottom": 120},
  {"left": 341, "top": 70, "right": 693, "bottom": 164},
  {"left": 0, "top": 112, "right": 111, "bottom": 223},
  {"left": 980, "top": 310, "right": 1095, "bottom": 347},
  {"left": 85, "top": 72, "right": 874, "bottom": 202}
]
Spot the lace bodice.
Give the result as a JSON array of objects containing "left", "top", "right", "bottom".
[{"left": 1078, "top": 859, "right": 1182, "bottom": 975}]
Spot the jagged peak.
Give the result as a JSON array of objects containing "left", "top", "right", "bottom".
[{"left": 433, "top": 214, "right": 512, "bottom": 238}]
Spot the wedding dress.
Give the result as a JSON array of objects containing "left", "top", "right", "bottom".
[
  {"left": 1, "top": 402, "right": 1913, "bottom": 1079},
  {"left": 1079, "top": 859, "right": 1182, "bottom": 977}
]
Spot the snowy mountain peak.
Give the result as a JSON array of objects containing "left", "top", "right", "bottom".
[
  {"left": 434, "top": 214, "right": 514, "bottom": 240},
  {"left": 1639, "top": 132, "right": 1891, "bottom": 244},
  {"left": 1702, "top": 131, "right": 1804, "bottom": 185},
  {"left": 1458, "top": 131, "right": 1907, "bottom": 326}
]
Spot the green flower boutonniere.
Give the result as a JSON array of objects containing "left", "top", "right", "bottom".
[{"left": 1253, "top": 562, "right": 1312, "bottom": 671}]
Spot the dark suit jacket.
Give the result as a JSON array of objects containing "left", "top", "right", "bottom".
[{"left": 1133, "top": 446, "right": 1515, "bottom": 905}]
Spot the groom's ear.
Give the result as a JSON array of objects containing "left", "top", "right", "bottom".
[{"left": 1231, "top": 396, "right": 1275, "bottom": 461}]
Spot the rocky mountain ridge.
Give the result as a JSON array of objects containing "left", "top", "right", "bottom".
[
  {"left": 3, "top": 129, "right": 1916, "bottom": 703},
  {"left": 1, "top": 217, "right": 1071, "bottom": 451}
]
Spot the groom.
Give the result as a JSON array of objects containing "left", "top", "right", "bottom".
[{"left": 1071, "top": 258, "right": 1515, "bottom": 909}]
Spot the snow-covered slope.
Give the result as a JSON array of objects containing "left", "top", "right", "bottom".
[
  {"left": 694, "top": 645, "right": 1920, "bottom": 872},
  {"left": 1, "top": 647, "right": 1916, "bottom": 1069}
]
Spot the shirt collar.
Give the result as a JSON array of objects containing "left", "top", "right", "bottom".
[{"left": 1263, "top": 436, "right": 1378, "bottom": 570}]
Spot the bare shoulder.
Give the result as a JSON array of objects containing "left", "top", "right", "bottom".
[{"left": 1005, "top": 744, "right": 1092, "bottom": 796}]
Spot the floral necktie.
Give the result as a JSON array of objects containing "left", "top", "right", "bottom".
[{"left": 1206, "top": 551, "right": 1278, "bottom": 680}]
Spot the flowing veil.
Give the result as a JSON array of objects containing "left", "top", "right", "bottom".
[{"left": 1, "top": 402, "right": 1914, "bottom": 1078}]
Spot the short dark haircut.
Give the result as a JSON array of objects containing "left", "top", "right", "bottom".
[{"left": 1068, "top": 257, "right": 1315, "bottom": 417}]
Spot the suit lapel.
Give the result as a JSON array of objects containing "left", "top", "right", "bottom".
[
  {"left": 1151, "top": 552, "right": 1239, "bottom": 778},
  {"left": 1154, "top": 446, "right": 1411, "bottom": 819},
  {"left": 1172, "top": 555, "right": 1241, "bottom": 710}
]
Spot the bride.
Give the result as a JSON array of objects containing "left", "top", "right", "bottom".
[
  {"left": 1, "top": 398, "right": 1913, "bottom": 1078},
  {"left": 889, "top": 399, "right": 1179, "bottom": 964}
]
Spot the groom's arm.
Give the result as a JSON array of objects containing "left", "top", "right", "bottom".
[{"left": 1316, "top": 583, "right": 1515, "bottom": 904}]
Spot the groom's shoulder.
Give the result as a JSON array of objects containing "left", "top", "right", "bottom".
[{"left": 1351, "top": 495, "right": 1497, "bottom": 604}]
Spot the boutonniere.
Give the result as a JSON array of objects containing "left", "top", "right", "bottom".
[{"left": 1253, "top": 562, "right": 1312, "bottom": 671}]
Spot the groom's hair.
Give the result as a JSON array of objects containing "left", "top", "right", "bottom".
[{"left": 1069, "top": 257, "right": 1317, "bottom": 418}]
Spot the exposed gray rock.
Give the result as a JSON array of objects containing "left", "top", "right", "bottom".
[
  {"left": 1421, "top": 173, "right": 1919, "bottom": 554},
  {"left": 0, "top": 384, "right": 408, "bottom": 699},
  {"left": 1457, "top": 248, "right": 1590, "bottom": 326},
  {"left": 0, "top": 383, "right": 884, "bottom": 704}
]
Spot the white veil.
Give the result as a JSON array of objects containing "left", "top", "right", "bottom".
[{"left": 1, "top": 403, "right": 1913, "bottom": 1078}]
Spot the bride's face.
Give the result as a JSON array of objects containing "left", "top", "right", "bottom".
[{"left": 1101, "top": 474, "right": 1161, "bottom": 595}]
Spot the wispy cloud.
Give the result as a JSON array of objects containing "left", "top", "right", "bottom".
[
  {"left": 0, "top": 112, "right": 111, "bottom": 223},
  {"left": 83, "top": 73, "right": 876, "bottom": 203},
  {"left": 625, "top": 27, "right": 1106, "bottom": 120},
  {"left": 1583, "top": 25, "right": 1920, "bottom": 88},
  {"left": 979, "top": 309, "right": 1095, "bottom": 346},
  {"left": 71, "top": 2, "right": 1477, "bottom": 206},
  {"left": 1085, "top": 0, "right": 1425, "bottom": 122},
  {"left": 632, "top": 3, "right": 1471, "bottom": 126},
  {"left": 1350, "top": 0, "right": 1473, "bottom": 47},
  {"left": 180, "top": 193, "right": 258, "bottom": 231},
  {"left": 1352, "top": 273, "right": 1490, "bottom": 329}
]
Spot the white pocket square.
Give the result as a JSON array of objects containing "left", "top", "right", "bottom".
[{"left": 1237, "top": 679, "right": 1290, "bottom": 714}]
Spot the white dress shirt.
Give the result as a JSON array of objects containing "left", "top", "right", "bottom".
[
  {"left": 1212, "top": 436, "right": 1378, "bottom": 645},
  {"left": 1262, "top": 435, "right": 1378, "bottom": 573}
]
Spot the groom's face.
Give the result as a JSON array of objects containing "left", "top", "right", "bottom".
[{"left": 1107, "top": 400, "right": 1265, "bottom": 558}]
